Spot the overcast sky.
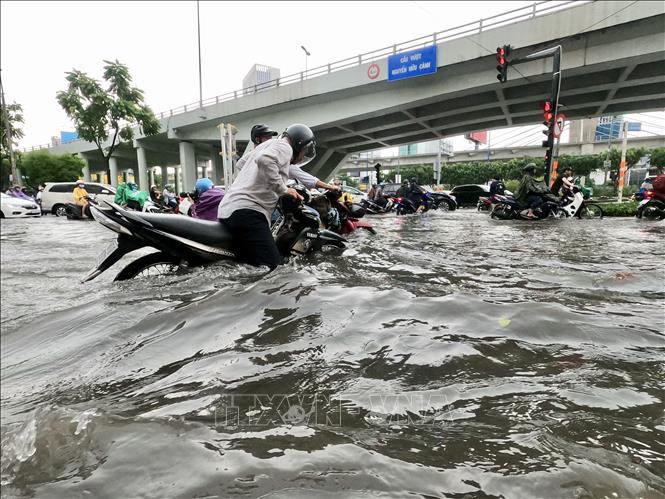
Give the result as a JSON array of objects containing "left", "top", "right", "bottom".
[{"left": 1, "top": 0, "right": 662, "bottom": 152}]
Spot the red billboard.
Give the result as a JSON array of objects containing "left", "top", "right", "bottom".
[{"left": 464, "top": 131, "right": 487, "bottom": 145}]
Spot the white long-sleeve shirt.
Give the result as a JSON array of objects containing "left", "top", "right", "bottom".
[
  {"left": 218, "top": 138, "right": 291, "bottom": 223},
  {"left": 237, "top": 140, "right": 319, "bottom": 189}
]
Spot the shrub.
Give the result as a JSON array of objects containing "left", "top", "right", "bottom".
[{"left": 596, "top": 201, "right": 638, "bottom": 217}]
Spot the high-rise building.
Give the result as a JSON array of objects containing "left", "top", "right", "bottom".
[{"left": 242, "top": 64, "right": 280, "bottom": 94}]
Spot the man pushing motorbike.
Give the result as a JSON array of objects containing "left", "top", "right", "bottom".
[{"left": 217, "top": 124, "right": 317, "bottom": 270}]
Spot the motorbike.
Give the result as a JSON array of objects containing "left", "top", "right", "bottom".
[
  {"left": 477, "top": 193, "right": 511, "bottom": 212},
  {"left": 636, "top": 196, "right": 665, "bottom": 220},
  {"left": 307, "top": 189, "right": 376, "bottom": 235},
  {"left": 360, "top": 197, "right": 394, "bottom": 214},
  {"left": 83, "top": 189, "right": 347, "bottom": 282},
  {"left": 393, "top": 193, "right": 433, "bottom": 215},
  {"left": 490, "top": 188, "right": 588, "bottom": 220}
]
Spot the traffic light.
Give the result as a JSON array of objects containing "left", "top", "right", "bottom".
[
  {"left": 542, "top": 99, "right": 555, "bottom": 147},
  {"left": 496, "top": 45, "right": 511, "bottom": 83}
]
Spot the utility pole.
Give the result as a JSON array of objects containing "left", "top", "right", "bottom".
[
  {"left": 197, "top": 0, "right": 203, "bottom": 109},
  {"left": 617, "top": 121, "right": 628, "bottom": 203},
  {"left": 0, "top": 72, "right": 20, "bottom": 187}
]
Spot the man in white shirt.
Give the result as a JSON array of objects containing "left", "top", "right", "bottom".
[{"left": 218, "top": 124, "right": 317, "bottom": 269}]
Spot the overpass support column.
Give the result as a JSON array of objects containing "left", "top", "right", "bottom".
[
  {"left": 136, "top": 146, "right": 150, "bottom": 191},
  {"left": 210, "top": 146, "right": 222, "bottom": 184},
  {"left": 178, "top": 141, "right": 197, "bottom": 193},
  {"left": 109, "top": 157, "right": 119, "bottom": 187},
  {"left": 175, "top": 167, "right": 182, "bottom": 194},
  {"left": 149, "top": 168, "right": 155, "bottom": 187}
]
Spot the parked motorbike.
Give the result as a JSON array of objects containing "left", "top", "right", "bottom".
[{"left": 83, "top": 191, "right": 347, "bottom": 282}]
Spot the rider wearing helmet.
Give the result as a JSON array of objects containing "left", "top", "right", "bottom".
[
  {"left": 191, "top": 178, "right": 225, "bottom": 221},
  {"left": 218, "top": 123, "right": 318, "bottom": 269},
  {"left": 238, "top": 124, "right": 340, "bottom": 194},
  {"left": 236, "top": 124, "right": 279, "bottom": 172},
  {"left": 515, "top": 163, "right": 551, "bottom": 218},
  {"left": 406, "top": 176, "right": 426, "bottom": 212},
  {"left": 162, "top": 184, "right": 177, "bottom": 209}
]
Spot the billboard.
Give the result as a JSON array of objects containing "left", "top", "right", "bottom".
[{"left": 464, "top": 131, "right": 487, "bottom": 145}]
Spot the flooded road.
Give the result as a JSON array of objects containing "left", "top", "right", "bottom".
[{"left": 1, "top": 211, "right": 664, "bottom": 498}]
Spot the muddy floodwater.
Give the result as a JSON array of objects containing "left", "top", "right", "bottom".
[{"left": 1, "top": 211, "right": 664, "bottom": 498}]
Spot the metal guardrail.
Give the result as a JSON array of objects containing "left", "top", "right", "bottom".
[{"left": 22, "top": 0, "right": 587, "bottom": 152}]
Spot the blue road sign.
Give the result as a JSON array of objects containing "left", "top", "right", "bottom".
[
  {"left": 388, "top": 45, "right": 437, "bottom": 82},
  {"left": 627, "top": 122, "right": 641, "bottom": 132},
  {"left": 60, "top": 131, "right": 79, "bottom": 144}
]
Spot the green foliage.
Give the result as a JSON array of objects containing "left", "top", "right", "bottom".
[
  {"left": 56, "top": 60, "right": 161, "bottom": 165},
  {"left": 382, "top": 164, "right": 436, "bottom": 184},
  {"left": 597, "top": 201, "right": 638, "bottom": 217},
  {"left": 505, "top": 179, "right": 519, "bottom": 193},
  {"left": 424, "top": 147, "right": 665, "bottom": 187},
  {"left": 0, "top": 101, "right": 24, "bottom": 160},
  {"left": 649, "top": 147, "right": 665, "bottom": 169},
  {"left": 337, "top": 173, "right": 359, "bottom": 188},
  {"left": 20, "top": 150, "right": 86, "bottom": 190}
]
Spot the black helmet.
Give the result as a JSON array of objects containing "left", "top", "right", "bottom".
[
  {"left": 523, "top": 163, "right": 537, "bottom": 173},
  {"left": 410, "top": 177, "right": 417, "bottom": 183},
  {"left": 250, "top": 124, "right": 278, "bottom": 145},
  {"left": 283, "top": 124, "right": 316, "bottom": 166}
]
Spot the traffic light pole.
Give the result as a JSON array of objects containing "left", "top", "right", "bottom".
[{"left": 511, "top": 45, "right": 562, "bottom": 185}]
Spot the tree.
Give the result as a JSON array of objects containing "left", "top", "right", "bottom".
[
  {"left": 56, "top": 60, "right": 161, "bottom": 180},
  {"left": 648, "top": 147, "right": 665, "bottom": 172},
  {"left": 0, "top": 101, "right": 24, "bottom": 160},
  {"left": 20, "top": 150, "right": 86, "bottom": 190}
]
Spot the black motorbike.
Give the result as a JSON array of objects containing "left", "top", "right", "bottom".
[{"left": 83, "top": 188, "right": 347, "bottom": 282}]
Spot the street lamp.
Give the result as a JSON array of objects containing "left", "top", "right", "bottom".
[
  {"left": 196, "top": 0, "right": 203, "bottom": 108},
  {"left": 301, "top": 45, "right": 310, "bottom": 76}
]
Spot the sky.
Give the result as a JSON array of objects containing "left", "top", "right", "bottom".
[{"left": 1, "top": 0, "right": 663, "bottom": 153}]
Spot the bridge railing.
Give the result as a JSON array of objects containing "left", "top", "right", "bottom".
[
  {"left": 22, "top": 0, "right": 587, "bottom": 152},
  {"left": 151, "top": 0, "right": 586, "bottom": 119}
]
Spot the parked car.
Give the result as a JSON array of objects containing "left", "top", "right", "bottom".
[
  {"left": 0, "top": 192, "right": 41, "bottom": 218},
  {"left": 449, "top": 184, "right": 491, "bottom": 207},
  {"left": 41, "top": 182, "right": 116, "bottom": 216},
  {"left": 381, "top": 183, "right": 457, "bottom": 210},
  {"left": 341, "top": 185, "right": 368, "bottom": 204}
]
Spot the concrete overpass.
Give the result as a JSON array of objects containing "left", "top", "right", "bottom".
[
  {"left": 338, "top": 135, "right": 665, "bottom": 176},
  {"left": 37, "top": 0, "right": 665, "bottom": 191}
]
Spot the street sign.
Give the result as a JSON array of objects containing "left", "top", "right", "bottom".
[
  {"left": 553, "top": 113, "right": 566, "bottom": 138},
  {"left": 388, "top": 45, "right": 437, "bottom": 82},
  {"left": 627, "top": 122, "right": 641, "bottom": 132},
  {"left": 603, "top": 160, "right": 612, "bottom": 168}
]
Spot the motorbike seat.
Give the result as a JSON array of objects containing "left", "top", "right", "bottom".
[{"left": 133, "top": 212, "right": 233, "bottom": 246}]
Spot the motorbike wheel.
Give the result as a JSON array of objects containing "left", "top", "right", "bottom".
[
  {"left": 490, "top": 205, "right": 514, "bottom": 220},
  {"left": 54, "top": 205, "right": 68, "bottom": 217},
  {"left": 114, "top": 252, "right": 182, "bottom": 281},
  {"left": 578, "top": 204, "right": 603, "bottom": 219},
  {"left": 638, "top": 201, "right": 665, "bottom": 221}
]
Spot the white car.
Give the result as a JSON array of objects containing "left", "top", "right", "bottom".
[
  {"left": 41, "top": 182, "right": 116, "bottom": 216},
  {"left": 0, "top": 192, "right": 41, "bottom": 218},
  {"left": 342, "top": 185, "right": 368, "bottom": 204}
]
